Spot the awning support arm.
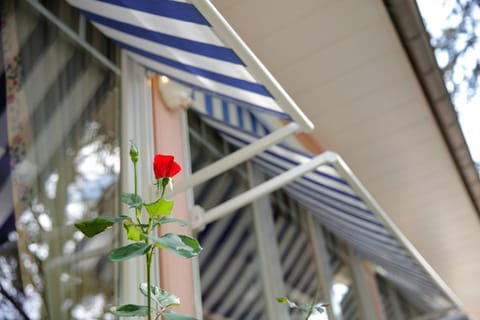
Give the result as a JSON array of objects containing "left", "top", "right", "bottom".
[
  {"left": 171, "top": 122, "right": 300, "bottom": 196},
  {"left": 330, "top": 158, "right": 465, "bottom": 312},
  {"left": 191, "top": 151, "right": 339, "bottom": 229},
  {"left": 192, "top": 149, "right": 465, "bottom": 313}
]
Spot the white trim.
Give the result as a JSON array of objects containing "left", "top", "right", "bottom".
[
  {"left": 120, "top": 52, "right": 156, "bottom": 306},
  {"left": 180, "top": 109, "right": 204, "bottom": 319},
  {"left": 347, "top": 248, "right": 383, "bottom": 320},
  {"left": 306, "top": 213, "right": 343, "bottom": 320},
  {"left": 248, "top": 163, "right": 290, "bottom": 320}
]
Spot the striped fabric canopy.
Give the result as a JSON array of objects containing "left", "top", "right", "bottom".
[
  {"left": 66, "top": 0, "right": 312, "bottom": 126},
  {"left": 196, "top": 113, "right": 455, "bottom": 311}
]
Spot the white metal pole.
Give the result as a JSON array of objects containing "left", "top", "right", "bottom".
[
  {"left": 306, "top": 214, "right": 343, "bottom": 320},
  {"left": 347, "top": 249, "right": 384, "bottom": 320},
  {"left": 192, "top": 151, "right": 339, "bottom": 229},
  {"left": 171, "top": 122, "right": 300, "bottom": 196},
  {"left": 180, "top": 110, "right": 204, "bottom": 320},
  {"left": 120, "top": 53, "right": 154, "bottom": 307},
  {"left": 191, "top": 0, "right": 314, "bottom": 132},
  {"left": 247, "top": 163, "right": 290, "bottom": 320}
]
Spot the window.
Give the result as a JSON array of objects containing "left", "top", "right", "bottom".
[{"left": 1, "top": 1, "right": 120, "bottom": 318}]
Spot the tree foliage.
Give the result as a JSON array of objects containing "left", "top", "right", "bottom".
[{"left": 429, "top": 0, "right": 480, "bottom": 101}]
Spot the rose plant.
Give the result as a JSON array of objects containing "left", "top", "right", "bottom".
[
  {"left": 277, "top": 290, "right": 329, "bottom": 319},
  {"left": 74, "top": 142, "right": 202, "bottom": 320}
]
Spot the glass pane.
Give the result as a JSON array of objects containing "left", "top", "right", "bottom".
[{"left": 1, "top": 0, "right": 120, "bottom": 318}]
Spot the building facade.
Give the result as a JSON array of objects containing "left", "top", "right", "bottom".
[{"left": 0, "top": 1, "right": 475, "bottom": 319}]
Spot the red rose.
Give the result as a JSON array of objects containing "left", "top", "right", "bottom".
[{"left": 153, "top": 154, "right": 181, "bottom": 180}]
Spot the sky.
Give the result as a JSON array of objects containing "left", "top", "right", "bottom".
[{"left": 416, "top": 0, "right": 480, "bottom": 163}]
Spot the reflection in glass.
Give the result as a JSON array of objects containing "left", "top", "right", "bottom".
[{"left": 1, "top": 0, "right": 120, "bottom": 318}]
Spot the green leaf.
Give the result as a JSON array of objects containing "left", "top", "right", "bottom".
[
  {"left": 139, "top": 283, "right": 180, "bottom": 308},
  {"left": 74, "top": 216, "right": 128, "bottom": 237},
  {"left": 144, "top": 233, "right": 202, "bottom": 258},
  {"left": 121, "top": 192, "right": 143, "bottom": 209},
  {"left": 163, "top": 311, "right": 198, "bottom": 320},
  {"left": 110, "top": 304, "right": 149, "bottom": 317},
  {"left": 276, "top": 297, "right": 296, "bottom": 307},
  {"left": 145, "top": 198, "right": 173, "bottom": 217},
  {"left": 153, "top": 216, "right": 190, "bottom": 227},
  {"left": 276, "top": 297, "right": 289, "bottom": 304},
  {"left": 123, "top": 220, "right": 144, "bottom": 241},
  {"left": 107, "top": 243, "right": 152, "bottom": 262}
]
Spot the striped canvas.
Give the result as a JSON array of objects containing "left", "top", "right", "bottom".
[{"left": 66, "top": 0, "right": 294, "bottom": 119}]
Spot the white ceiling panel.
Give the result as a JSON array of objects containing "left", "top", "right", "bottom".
[{"left": 211, "top": 0, "right": 480, "bottom": 317}]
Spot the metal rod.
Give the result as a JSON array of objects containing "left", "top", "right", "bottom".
[
  {"left": 347, "top": 248, "right": 385, "bottom": 320},
  {"left": 192, "top": 151, "right": 339, "bottom": 229},
  {"left": 306, "top": 213, "right": 343, "bottom": 320},
  {"left": 331, "top": 157, "right": 465, "bottom": 312},
  {"left": 171, "top": 122, "right": 300, "bottom": 195},
  {"left": 247, "top": 162, "right": 290, "bottom": 320},
  {"left": 191, "top": 0, "right": 314, "bottom": 132},
  {"left": 25, "top": 0, "right": 121, "bottom": 75}
]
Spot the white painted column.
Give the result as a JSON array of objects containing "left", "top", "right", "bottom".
[
  {"left": 306, "top": 214, "right": 343, "bottom": 320},
  {"left": 247, "top": 162, "right": 290, "bottom": 320},
  {"left": 347, "top": 249, "right": 386, "bottom": 320},
  {"left": 120, "top": 53, "right": 155, "bottom": 307}
]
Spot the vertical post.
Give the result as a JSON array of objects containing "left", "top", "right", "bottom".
[
  {"left": 347, "top": 249, "right": 386, "bottom": 320},
  {"left": 385, "top": 281, "right": 404, "bottom": 320},
  {"left": 120, "top": 53, "right": 155, "bottom": 306},
  {"left": 151, "top": 76, "right": 197, "bottom": 317},
  {"left": 306, "top": 214, "right": 343, "bottom": 320},
  {"left": 247, "top": 162, "right": 290, "bottom": 320}
]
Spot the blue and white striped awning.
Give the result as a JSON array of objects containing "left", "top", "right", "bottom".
[
  {"left": 195, "top": 113, "right": 459, "bottom": 311},
  {"left": 66, "top": 0, "right": 313, "bottom": 129}
]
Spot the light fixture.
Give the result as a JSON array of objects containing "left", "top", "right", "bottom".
[{"left": 157, "top": 76, "right": 191, "bottom": 110}]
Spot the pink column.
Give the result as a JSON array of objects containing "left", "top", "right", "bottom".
[{"left": 150, "top": 76, "right": 196, "bottom": 316}]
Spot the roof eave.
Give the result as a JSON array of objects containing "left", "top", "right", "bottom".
[{"left": 384, "top": 0, "right": 480, "bottom": 221}]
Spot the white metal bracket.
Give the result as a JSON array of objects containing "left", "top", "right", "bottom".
[{"left": 170, "top": 122, "right": 301, "bottom": 196}]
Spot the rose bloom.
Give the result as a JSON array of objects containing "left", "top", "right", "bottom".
[{"left": 153, "top": 154, "right": 181, "bottom": 180}]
